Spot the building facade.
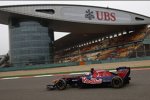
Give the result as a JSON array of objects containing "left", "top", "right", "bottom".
[{"left": 9, "top": 18, "right": 54, "bottom": 66}]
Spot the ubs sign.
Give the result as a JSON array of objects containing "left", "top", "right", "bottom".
[
  {"left": 61, "top": 7, "right": 131, "bottom": 24},
  {"left": 85, "top": 9, "right": 116, "bottom": 21}
]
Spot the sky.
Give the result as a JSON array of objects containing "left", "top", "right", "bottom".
[{"left": 0, "top": 1, "right": 150, "bottom": 55}]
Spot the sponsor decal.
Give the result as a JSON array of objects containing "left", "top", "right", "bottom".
[
  {"left": 85, "top": 9, "right": 95, "bottom": 20},
  {"left": 82, "top": 77, "right": 102, "bottom": 84},
  {"left": 85, "top": 9, "right": 116, "bottom": 21}
]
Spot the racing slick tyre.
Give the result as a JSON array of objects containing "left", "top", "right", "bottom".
[
  {"left": 111, "top": 76, "right": 123, "bottom": 88},
  {"left": 56, "top": 79, "right": 67, "bottom": 90}
]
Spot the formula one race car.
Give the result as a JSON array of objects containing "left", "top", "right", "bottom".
[{"left": 47, "top": 67, "right": 130, "bottom": 90}]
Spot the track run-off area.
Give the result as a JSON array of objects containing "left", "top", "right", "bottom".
[{"left": 0, "top": 68, "right": 150, "bottom": 100}]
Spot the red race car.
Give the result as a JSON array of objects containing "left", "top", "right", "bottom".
[{"left": 47, "top": 67, "right": 130, "bottom": 90}]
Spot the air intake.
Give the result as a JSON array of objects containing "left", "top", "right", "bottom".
[
  {"left": 35, "top": 9, "right": 55, "bottom": 14},
  {"left": 135, "top": 17, "right": 144, "bottom": 21}
]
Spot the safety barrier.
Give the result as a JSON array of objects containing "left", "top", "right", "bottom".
[
  {"left": 0, "top": 56, "right": 150, "bottom": 72},
  {"left": 85, "top": 56, "right": 150, "bottom": 65}
]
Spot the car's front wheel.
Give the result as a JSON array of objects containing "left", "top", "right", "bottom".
[
  {"left": 56, "top": 79, "right": 67, "bottom": 90},
  {"left": 111, "top": 76, "right": 123, "bottom": 88}
]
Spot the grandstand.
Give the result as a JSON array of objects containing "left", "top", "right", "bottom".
[
  {"left": 0, "top": 4, "right": 150, "bottom": 67},
  {"left": 54, "top": 26, "right": 150, "bottom": 64}
]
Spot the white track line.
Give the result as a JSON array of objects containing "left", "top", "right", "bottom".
[
  {"left": 2, "top": 77, "right": 20, "bottom": 80},
  {"left": 1, "top": 68, "right": 150, "bottom": 80},
  {"left": 33, "top": 75, "right": 53, "bottom": 78}
]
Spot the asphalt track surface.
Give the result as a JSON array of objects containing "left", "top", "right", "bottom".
[{"left": 0, "top": 69, "right": 150, "bottom": 100}]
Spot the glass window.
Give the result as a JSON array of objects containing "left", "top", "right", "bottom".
[{"left": 9, "top": 19, "right": 54, "bottom": 66}]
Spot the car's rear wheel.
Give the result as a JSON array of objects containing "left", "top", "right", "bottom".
[
  {"left": 56, "top": 79, "right": 67, "bottom": 90},
  {"left": 111, "top": 76, "right": 123, "bottom": 88}
]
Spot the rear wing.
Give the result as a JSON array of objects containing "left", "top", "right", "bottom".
[{"left": 116, "top": 67, "right": 130, "bottom": 78}]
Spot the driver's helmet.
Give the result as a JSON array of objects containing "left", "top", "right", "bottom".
[{"left": 90, "top": 68, "right": 95, "bottom": 75}]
